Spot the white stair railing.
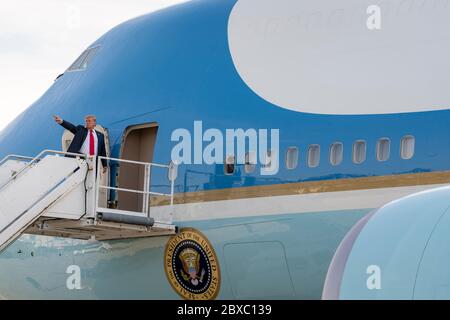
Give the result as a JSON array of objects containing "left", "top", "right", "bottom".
[
  {"left": 0, "top": 150, "right": 88, "bottom": 191},
  {"left": 0, "top": 153, "right": 89, "bottom": 251},
  {"left": 94, "top": 156, "right": 177, "bottom": 225},
  {"left": 0, "top": 155, "right": 34, "bottom": 167},
  {"left": 0, "top": 150, "right": 178, "bottom": 242}
]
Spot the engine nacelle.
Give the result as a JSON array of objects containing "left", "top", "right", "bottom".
[{"left": 323, "top": 185, "right": 450, "bottom": 300}]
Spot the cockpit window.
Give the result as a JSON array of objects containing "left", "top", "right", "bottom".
[{"left": 67, "top": 45, "right": 100, "bottom": 72}]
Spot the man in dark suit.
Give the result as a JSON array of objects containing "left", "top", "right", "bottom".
[{"left": 53, "top": 115, "right": 108, "bottom": 173}]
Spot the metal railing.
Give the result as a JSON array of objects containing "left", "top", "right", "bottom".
[
  {"left": 0, "top": 154, "right": 35, "bottom": 167},
  {"left": 0, "top": 150, "right": 177, "bottom": 224},
  {"left": 0, "top": 150, "right": 88, "bottom": 191},
  {"left": 94, "top": 156, "right": 177, "bottom": 222}
]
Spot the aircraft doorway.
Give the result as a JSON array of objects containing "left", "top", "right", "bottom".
[{"left": 117, "top": 123, "right": 158, "bottom": 212}]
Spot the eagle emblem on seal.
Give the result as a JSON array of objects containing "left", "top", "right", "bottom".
[{"left": 164, "top": 228, "right": 221, "bottom": 300}]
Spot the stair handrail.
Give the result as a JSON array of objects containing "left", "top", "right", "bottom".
[
  {"left": 0, "top": 155, "right": 35, "bottom": 167},
  {"left": 0, "top": 150, "right": 87, "bottom": 191},
  {"left": 95, "top": 156, "right": 177, "bottom": 222}
]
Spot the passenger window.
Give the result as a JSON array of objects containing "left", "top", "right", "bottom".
[
  {"left": 262, "top": 150, "right": 273, "bottom": 168},
  {"left": 330, "top": 142, "right": 343, "bottom": 166},
  {"left": 225, "top": 155, "right": 235, "bottom": 175},
  {"left": 353, "top": 140, "right": 366, "bottom": 164},
  {"left": 376, "top": 138, "right": 391, "bottom": 162},
  {"left": 308, "top": 145, "right": 320, "bottom": 168},
  {"left": 401, "top": 135, "right": 415, "bottom": 159},
  {"left": 245, "top": 152, "right": 256, "bottom": 174},
  {"left": 286, "top": 147, "right": 299, "bottom": 170}
]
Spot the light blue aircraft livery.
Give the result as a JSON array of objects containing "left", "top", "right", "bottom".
[{"left": 0, "top": 0, "right": 450, "bottom": 300}]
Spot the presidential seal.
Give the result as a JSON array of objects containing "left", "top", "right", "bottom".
[{"left": 164, "top": 228, "right": 220, "bottom": 300}]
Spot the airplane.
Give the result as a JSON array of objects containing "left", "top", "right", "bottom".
[{"left": 0, "top": 0, "right": 449, "bottom": 300}]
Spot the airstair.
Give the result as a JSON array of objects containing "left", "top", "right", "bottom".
[{"left": 0, "top": 150, "right": 178, "bottom": 252}]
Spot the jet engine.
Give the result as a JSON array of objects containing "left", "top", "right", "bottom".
[{"left": 323, "top": 185, "right": 450, "bottom": 300}]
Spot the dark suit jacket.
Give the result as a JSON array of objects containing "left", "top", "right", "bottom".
[{"left": 60, "top": 120, "right": 107, "bottom": 167}]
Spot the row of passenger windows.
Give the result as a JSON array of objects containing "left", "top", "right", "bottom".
[
  {"left": 286, "top": 136, "right": 415, "bottom": 170},
  {"left": 224, "top": 136, "right": 415, "bottom": 175}
]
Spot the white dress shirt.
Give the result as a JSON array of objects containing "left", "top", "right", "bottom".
[{"left": 80, "top": 129, "right": 98, "bottom": 156}]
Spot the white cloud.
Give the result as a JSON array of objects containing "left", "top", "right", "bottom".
[{"left": 0, "top": 0, "right": 188, "bottom": 130}]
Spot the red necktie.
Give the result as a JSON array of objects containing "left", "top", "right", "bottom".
[{"left": 89, "top": 130, "right": 95, "bottom": 156}]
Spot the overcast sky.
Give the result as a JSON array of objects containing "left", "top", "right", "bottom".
[{"left": 0, "top": 0, "right": 187, "bottom": 130}]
